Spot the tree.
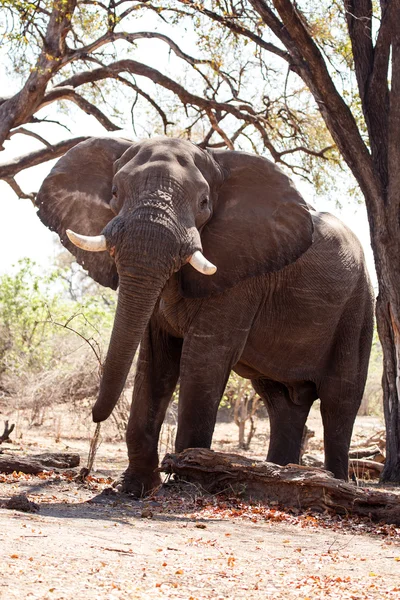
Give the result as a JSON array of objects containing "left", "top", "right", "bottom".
[{"left": 0, "top": 0, "right": 335, "bottom": 199}]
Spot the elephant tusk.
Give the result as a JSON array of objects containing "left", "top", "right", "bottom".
[
  {"left": 66, "top": 229, "right": 107, "bottom": 252},
  {"left": 189, "top": 251, "right": 217, "bottom": 275}
]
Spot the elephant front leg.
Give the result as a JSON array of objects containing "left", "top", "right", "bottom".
[
  {"left": 119, "top": 318, "right": 182, "bottom": 496},
  {"left": 175, "top": 289, "right": 255, "bottom": 454},
  {"left": 175, "top": 335, "right": 243, "bottom": 452}
]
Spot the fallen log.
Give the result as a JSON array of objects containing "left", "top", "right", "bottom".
[
  {"left": 301, "top": 454, "right": 323, "bottom": 468},
  {"left": 160, "top": 449, "right": 400, "bottom": 525},
  {"left": 349, "top": 458, "right": 384, "bottom": 479},
  {"left": 349, "top": 446, "right": 384, "bottom": 461},
  {"left": 0, "top": 452, "right": 80, "bottom": 474}
]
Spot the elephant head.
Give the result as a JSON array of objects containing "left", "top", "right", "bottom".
[{"left": 36, "top": 137, "right": 313, "bottom": 423}]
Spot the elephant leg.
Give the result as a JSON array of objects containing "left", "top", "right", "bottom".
[
  {"left": 319, "top": 386, "right": 361, "bottom": 481},
  {"left": 252, "top": 379, "right": 315, "bottom": 466},
  {"left": 175, "top": 289, "right": 256, "bottom": 452},
  {"left": 175, "top": 337, "right": 243, "bottom": 452},
  {"left": 319, "top": 312, "right": 371, "bottom": 481},
  {"left": 121, "top": 317, "right": 182, "bottom": 496}
]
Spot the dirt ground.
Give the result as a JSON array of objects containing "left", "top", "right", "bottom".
[{"left": 0, "top": 402, "right": 399, "bottom": 600}]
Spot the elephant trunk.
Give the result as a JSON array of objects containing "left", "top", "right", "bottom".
[
  {"left": 91, "top": 201, "right": 204, "bottom": 423},
  {"left": 92, "top": 267, "right": 167, "bottom": 423}
]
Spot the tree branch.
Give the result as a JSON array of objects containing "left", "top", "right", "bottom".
[
  {"left": 8, "top": 127, "right": 53, "bottom": 148},
  {"left": 177, "top": 0, "right": 292, "bottom": 64},
  {"left": 343, "top": 0, "right": 374, "bottom": 103},
  {"left": 40, "top": 87, "right": 121, "bottom": 131},
  {"left": 0, "top": 136, "right": 89, "bottom": 180},
  {"left": 65, "top": 30, "right": 218, "bottom": 68},
  {"left": 114, "top": 74, "right": 173, "bottom": 133},
  {"left": 207, "top": 110, "right": 234, "bottom": 149},
  {"left": 62, "top": 28, "right": 240, "bottom": 99},
  {"left": 0, "top": 0, "right": 77, "bottom": 147},
  {"left": 249, "top": 0, "right": 382, "bottom": 208},
  {"left": 278, "top": 144, "right": 335, "bottom": 160},
  {"left": 53, "top": 59, "right": 260, "bottom": 129},
  {"left": 3, "top": 177, "right": 36, "bottom": 202}
]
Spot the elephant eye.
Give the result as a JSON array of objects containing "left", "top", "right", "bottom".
[
  {"left": 112, "top": 185, "right": 118, "bottom": 197},
  {"left": 199, "top": 196, "right": 209, "bottom": 210}
]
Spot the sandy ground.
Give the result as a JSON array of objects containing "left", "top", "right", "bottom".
[{"left": 0, "top": 402, "right": 399, "bottom": 599}]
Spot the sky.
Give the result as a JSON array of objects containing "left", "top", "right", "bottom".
[{"left": 0, "top": 10, "right": 377, "bottom": 287}]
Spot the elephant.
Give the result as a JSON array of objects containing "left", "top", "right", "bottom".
[{"left": 36, "top": 136, "right": 374, "bottom": 495}]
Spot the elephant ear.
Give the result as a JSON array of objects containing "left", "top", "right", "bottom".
[
  {"left": 180, "top": 149, "right": 314, "bottom": 297},
  {"left": 36, "top": 137, "right": 133, "bottom": 289}
]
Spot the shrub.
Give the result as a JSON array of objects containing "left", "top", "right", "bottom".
[{"left": 0, "top": 258, "right": 116, "bottom": 395}]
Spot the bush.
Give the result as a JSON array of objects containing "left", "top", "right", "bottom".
[{"left": 0, "top": 258, "right": 116, "bottom": 397}]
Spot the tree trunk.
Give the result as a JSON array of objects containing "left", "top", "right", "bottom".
[
  {"left": 370, "top": 207, "right": 400, "bottom": 481},
  {"left": 376, "top": 292, "right": 400, "bottom": 481}
]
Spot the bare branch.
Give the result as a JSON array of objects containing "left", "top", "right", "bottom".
[
  {"left": 41, "top": 87, "right": 121, "bottom": 131},
  {"left": 65, "top": 30, "right": 217, "bottom": 68},
  {"left": 61, "top": 29, "right": 240, "bottom": 98},
  {"left": 278, "top": 144, "right": 335, "bottom": 160},
  {"left": 176, "top": 0, "right": 292, "bottom": 64},
  {"left": 46, "top": 311, "right": 103, "bottom": 368},
  {"left": 0, "top": 136, "right": 89, "bottom": 180},
  {"left": 8, "top": 127, "right": 53, "bottom": 148},
  {"left": 207, "top": 110, "right": 234, "bottom": 149},
  {"left": 53, "top": 59, "right": 266, "bottom": 132},
  {"left": 115, "top": 74, "right": 173, "bottom": 133},
  {"left": 29, "top": 116, "right": 72, "bottom": 133},
  {"left": 4, "top": 177, "right": 37, "bottom": 202}
]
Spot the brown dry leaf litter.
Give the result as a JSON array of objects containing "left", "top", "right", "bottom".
[{"left": 0, "top": 409, "right": 399, "bottom": 599}]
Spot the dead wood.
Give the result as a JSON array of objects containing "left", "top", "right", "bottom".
[
  {"left": 160, "top": 449, "right": 400, "bottom": 525},
  {"left": 349, "top": 445, "right": 383, "bottom": 459},
  {"left": 301, "top": 453, "right": 324, "bottom": 468},
  {"left": 0, "top": 420, "right": 15, "bottom": 444},
  {"left": 362, "top": 431, "right": 386, "bottom": 452},
  {"left": 3, "top": 494, "right": 39, "bottom": 513},
  {"left": 300, "top": 425, "right": 315, "bottom": 459},
  {"left": 350, "top": 445, "right": 379, "bottom": 458},
  {"left": 0, "top": 452, "right": 80, "bottom": 474},
  {"left": 349, "top": 459, "right": 384, "bottom": 479}
]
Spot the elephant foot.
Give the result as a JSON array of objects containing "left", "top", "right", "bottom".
[{"left": 113, "top": 469, "right": 162, "bottom": 498}]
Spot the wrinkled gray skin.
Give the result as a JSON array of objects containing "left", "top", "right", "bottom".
[{"left": 37, "top": 137, "right": 374, "bottom": 495}]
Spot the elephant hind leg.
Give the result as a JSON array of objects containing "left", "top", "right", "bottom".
[
  {"left": 319, "top": 386, "right": 361, "bottom": 481},
  {"left": 319, "top": 303, "right": 373, "bottom": 481},
  {"left": 252, "top": 378, "right": 315, "bottom": 466}
]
